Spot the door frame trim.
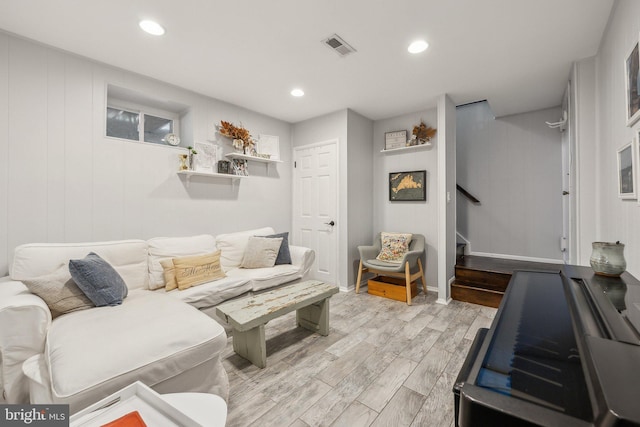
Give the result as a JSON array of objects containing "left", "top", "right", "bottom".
[{"left": 292, "top": 139, "right": 340, "bottom": 286}]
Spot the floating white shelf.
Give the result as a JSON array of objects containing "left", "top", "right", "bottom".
[
  {"left": 177, "top": 170, "right": 247, "bottom": 187},
  {"left": 380, "top": 142, "right": 432, "bottom": 154},
  {"left": 225, "top": 153, "right": 283, "bottom": 164}
]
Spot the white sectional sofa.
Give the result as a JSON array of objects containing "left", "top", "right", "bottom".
[{"left": 0, "top": 227, "right": 314, "bottom": 413}]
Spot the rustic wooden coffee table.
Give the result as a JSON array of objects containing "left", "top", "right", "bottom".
[{"left": 215, "top": 280, "right": 339, "bottom": 368}]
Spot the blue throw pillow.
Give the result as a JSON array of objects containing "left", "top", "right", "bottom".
[
  {"left": 263, "top": 232, "right": 292, "bottom": 265},
  {"left": 68, "top": 252, "right": 128, "bottom": 307}
]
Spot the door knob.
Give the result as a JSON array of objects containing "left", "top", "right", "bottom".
[
  {"left": 325, "top": 220, "right": 335, "bottom": 226},
  {"left": 562, "top": 191, "right": 569, "bottom": 195}
]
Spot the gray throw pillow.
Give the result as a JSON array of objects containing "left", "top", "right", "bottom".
[
  {"left": 263, "top": 232, "right": 292, "bottom": 265},
  {"left": 68, "top": 252, "right": 128, "bottom": 307},
  {"left": 22, "top": 264, "right": 94, "bottom": 319}
]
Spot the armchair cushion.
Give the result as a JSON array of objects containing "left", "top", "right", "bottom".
[{"left": 376, "top": 232, "right": 413, "bottom": 264}]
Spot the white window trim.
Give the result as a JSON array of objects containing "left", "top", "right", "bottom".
[{"left": 106, "top": 98, "right": 181, "bottom": 146}]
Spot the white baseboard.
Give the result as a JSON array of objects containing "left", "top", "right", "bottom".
[
  {"left": 469, "top": 251, "right": 564, "bottom": 265},
  {"left": 436, "top": 297, "right": 452, "bottom": 305}
]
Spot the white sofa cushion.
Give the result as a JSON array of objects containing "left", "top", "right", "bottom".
[
  {"left": 11, "top": 240, "right": 149, "bottom": 291},
  {"left": 163, "top": 276, "right": 252, "bottom": 309},
  {"left": 227, "top": 264, "right": 303, "bottom": 292},
  {"left": 43, "top": 290, "right": 226, "bottom": 405},
  {"left": 147, "top": 235, "right": 216, "bottom": 290},
  {"left": 215, "top": 227, "right": 274, "bottom": 272}
]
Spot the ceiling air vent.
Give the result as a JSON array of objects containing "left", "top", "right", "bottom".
[{"left": 323, "top": 34, "right": 356, "bottom": 57}]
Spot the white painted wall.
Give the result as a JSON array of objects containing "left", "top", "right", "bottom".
[
  {"left": 372, "top": 109, "right": 439, "bottom": 290},
  {"left": 456, "top": 102, "right": 563, "bottom": 261},
  {"left": 347, "top": 110, "right": 374, "bottom": 289},
  {"left": 0, "top": 33, "right": 293, "bottom": 275},
  {"left": 591, "top": 0, "right": 640, "bottom": 277}
]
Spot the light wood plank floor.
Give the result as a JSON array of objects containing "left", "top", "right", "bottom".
[{"left": 221, "top": 287, "right": 497, "bottom": 427}]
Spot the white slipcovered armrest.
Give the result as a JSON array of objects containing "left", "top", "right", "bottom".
[
  {"left": 289, "top": 245, "right": 315, "bottom": 278},
  {"left": 0, "top": 278, "right": 51, "bottom": 404}
]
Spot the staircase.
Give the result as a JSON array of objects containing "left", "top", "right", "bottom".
[{"left": 452, "top": 255, "right": 563, "bottom": 308}]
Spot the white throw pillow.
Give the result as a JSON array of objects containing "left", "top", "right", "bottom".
[
  {"left": 216, "top": 227, "right": 274, "bottom": 272},
  {"left": 147, "top": 235, "right": 216, "bottom": 290},
  {"left": 241, "top": 237, "right": 283, "bottom": 269}
]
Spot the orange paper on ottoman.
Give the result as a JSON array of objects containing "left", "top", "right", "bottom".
[{"left": 101, "top": 411, "right": 147, "bottom": 427}]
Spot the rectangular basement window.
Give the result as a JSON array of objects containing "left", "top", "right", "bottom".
[{"left": 105, "top": 84, "right": 189, "bottom": 147}]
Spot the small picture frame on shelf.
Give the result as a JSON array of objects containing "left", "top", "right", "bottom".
[
  {"left": 217, "top": 160, "right": 230, "bottom": 174},
  {"left": 617, "top": 141, "right": 636, "bottom": 199},
  {"left": 385, "top": 130, "right": 407, "bottom": 150}
]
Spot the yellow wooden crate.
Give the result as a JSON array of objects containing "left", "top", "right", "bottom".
[{"left": 367, "top": 276, "right": 418, "bottom": 302}]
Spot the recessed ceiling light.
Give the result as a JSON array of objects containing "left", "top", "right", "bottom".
[
  {"left": 291, "top": 89, "right": 305, "bottom": 97},
  {"left": 408, "top": 40, "right": 429, "bottom": 54},
  {"left": 139, "top": 20, "right": 165, "bottom": 36}
]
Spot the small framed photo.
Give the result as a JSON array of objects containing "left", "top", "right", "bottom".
[
  {"left": 389, "top": 170, "right": 426, "bottom": 201},
  {"left": 617, "top": 141, "right": 636, "bottom": 199},
  {"left": 385, "top": 130, "right": 407, "bottom": 150},
  {"left": 625, "top": 38, "right": 640, "bottom": 126}
]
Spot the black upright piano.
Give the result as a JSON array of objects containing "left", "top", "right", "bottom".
[{"left": 454, "top": 267, "right": 640, "bottom": 427}]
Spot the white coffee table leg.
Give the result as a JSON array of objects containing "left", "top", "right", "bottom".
[
  {"left": 297, "top": 298, "right": 330, "bottom": 336},
  {"left": 232, "top": 324, "right": 267, "bottom": 368}
]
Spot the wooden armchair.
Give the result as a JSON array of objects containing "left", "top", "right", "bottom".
[{"left": 355, "top": 233, "right": 427, "bottom": 305}]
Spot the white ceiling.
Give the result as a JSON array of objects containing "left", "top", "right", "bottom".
[{"left": 0, "top": 0, "right": 614, "bottom": 123}]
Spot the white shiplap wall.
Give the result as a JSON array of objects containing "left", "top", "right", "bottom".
[
  {"left": 0, "top": 33, "right": 293, "bottom": 276},
  {"left": 593, "top": 0, "right": 640, "bottom": 278}
]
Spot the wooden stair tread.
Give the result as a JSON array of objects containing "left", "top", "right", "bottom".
[{"left": 452, "top": 255, "right": 563, "bottom": 308}]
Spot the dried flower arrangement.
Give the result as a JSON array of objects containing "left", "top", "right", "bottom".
[
  {"left": 217, "top": 121, "right": 254, "bottom": 151},
  {"left": 412, "top": 122, "right": 437, "bottom": 144}
]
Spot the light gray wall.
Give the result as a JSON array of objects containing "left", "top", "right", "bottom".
[
  {"left": 438, "top": 94, "right": 456, "bottom": 302},
  {"left": 592, "top": 0, "right": 640, "bottom": 277},
  {"left": 347, "top": 110, "right": 374, "bottom": 288},
  {"left": 456, "top": 102, "right": 563, "bottom": 261},
  {"left": 372, "top": 109, "right": 439, "bottom": 289},
  {"left": 0, "top": 33, "right": 292, "bottom": 275}
]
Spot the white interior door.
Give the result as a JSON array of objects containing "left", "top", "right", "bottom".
[{"left": 293, "top": 140, "right": 338, "bottom": 285}]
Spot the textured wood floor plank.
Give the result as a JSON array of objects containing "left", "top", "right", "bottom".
[
  {"left": 410, "top": 371, "right": 456, "bottom": 427},
  {"left": 403, "top": 346, "right": 452, "bottom": 396},
  {"left": 315, "top": 341, "right": 377, "bottom": 386},
  {"left": 226, "top": 390, "right": 277, "bottom": 427},
  {"left": 357, "top": 356, "right": 418, "bottom": 412},
  {"left": 250, "top": 378, "right": 331, "bottom": 427},
  {"left": 403, "top": 326, "right": 442, "bottom": 363},
  {"left": 370, "top": 386, "right": 426, "bottom": 427},
  {"left": 330, "top": 401, "right": 379, "bottom": 427},
  {"left": 300, "top": 349, "right": 392, "bottom": 427}
]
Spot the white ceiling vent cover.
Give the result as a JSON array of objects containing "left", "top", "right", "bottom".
[{"left": 323, "top": 34, "right": 356, "bottom": 57}]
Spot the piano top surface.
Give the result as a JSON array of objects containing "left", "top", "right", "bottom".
[{"left": 461, "top": 265, "right": 640, "bottom": 426}]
